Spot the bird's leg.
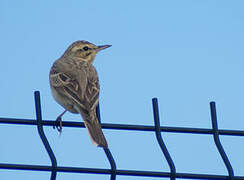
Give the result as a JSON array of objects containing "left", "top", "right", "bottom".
[{"left": 53, "top": 110, "right": 67, "bottom": 132}]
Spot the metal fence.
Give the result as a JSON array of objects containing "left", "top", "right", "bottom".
[{"left": 0, "top": 91, "right": 244, "bottom": 180}]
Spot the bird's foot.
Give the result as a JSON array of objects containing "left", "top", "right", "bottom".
[{"left": 53, "top": 116, "right": 63, "bottom": 132}]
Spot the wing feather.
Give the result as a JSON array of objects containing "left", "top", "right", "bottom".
[{"left": 50, "top": 62, "right": 100, "bottom": 112}]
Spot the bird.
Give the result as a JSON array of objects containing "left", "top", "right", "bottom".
[{"left": 49, "top": 40, "right": 111, "bottom": 148}]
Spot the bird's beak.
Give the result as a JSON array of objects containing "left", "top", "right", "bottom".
[{"left": 96, "top": 45, "right": 112, "bottom": 52}]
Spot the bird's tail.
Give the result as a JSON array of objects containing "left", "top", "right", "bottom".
[
  {"left": 79, "top": 109, "right": 108, "bottom": 148},
  {"left": 84, "top": 117, "right": 108, "bottom": 148}
]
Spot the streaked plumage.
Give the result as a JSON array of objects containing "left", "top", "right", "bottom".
[{"left": 49, "top": 40, "right": 111, "bottom": 148}]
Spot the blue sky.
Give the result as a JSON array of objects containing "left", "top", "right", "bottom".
[{"left": 1, "top": 0, "right": 244, "bottom": 179}]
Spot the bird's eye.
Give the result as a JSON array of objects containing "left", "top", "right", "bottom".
[{"left": 83, "top": 46, "right": 89, "bottom": 51}]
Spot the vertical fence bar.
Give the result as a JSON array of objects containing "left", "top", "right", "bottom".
[
  {"left": 96, "top": 104, "right": 117, "bottom": 180},
  {"left": 152, "top": 98, "right": 176, "bottom": 180},
  {"left": 104, "top": 148, "right": 117, "bottom": 180},
  {"left": 210, "top": 101, "right": 234, "bottom": 179},
  {"left": 34, "top": 91, "right": 57, "bottom": 180},
  {"left": 96, "top": 103, "right": 101, "bottom": 124}
]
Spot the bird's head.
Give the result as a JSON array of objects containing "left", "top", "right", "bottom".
[{"left": 62, "top": 40, "right": 111, "bottom": 63}]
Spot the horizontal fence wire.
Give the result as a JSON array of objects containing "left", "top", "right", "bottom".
[{"left": 0, "top": 91, "right": 244, "bottom": 180}]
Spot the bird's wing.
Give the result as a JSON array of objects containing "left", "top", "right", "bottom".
[
  {"left": 50, "top": 60, "right": 107, "bottom": 148},
  {"left": 83, "top": 65, "right": 100, "bottom": 110},
  {"left": 49, "top": 61, "right": 99, "bottom": 112}
]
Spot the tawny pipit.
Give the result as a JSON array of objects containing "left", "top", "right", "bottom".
[{"left": 49, "top": 40, "right": 111, "bottom": 148}]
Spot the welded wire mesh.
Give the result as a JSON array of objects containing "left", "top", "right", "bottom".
[{"left": 0, "top": 91, "right": 244, "bottom": 180}]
